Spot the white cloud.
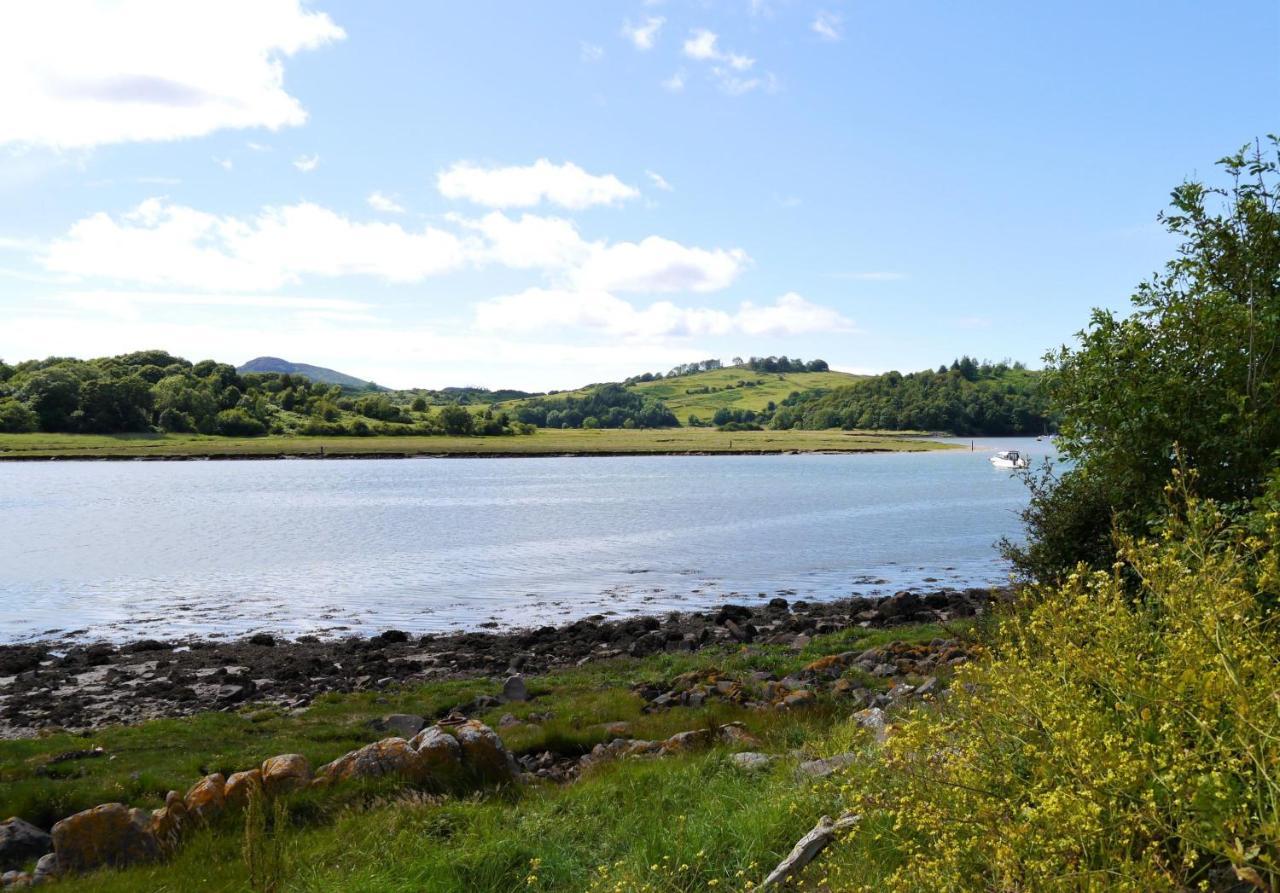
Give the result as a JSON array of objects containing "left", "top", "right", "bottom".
[
  {"left": 454, "top": 211, "right": 591, "bottom": 271},
  {"left": 0, "top": 0, "right": 344, "bottom": 149},
  {"left": 646, "top": 170, "right": 673, "bottom": 192},
  {"left": 580, "top": 42, "right": 605, "bottom": 63},
  {"left": 246, "top": 141, "right": 272, "bottom": 152},
  {"left": 661, "top": 71, "right": 686, "bottom": 93},
  {"left": 42, "top": 198, "right": 468, "bottom": 290},
  {"left": 812, "top": 11, "right": 843, "bottom": 41},
  {"left": 213, "top": 156, "right": 233, "bottom": 171},
  {"left": 735, "top": 292, "right": 854, "bottom": 335},
  {"left": 293, "top": 153, "right": 319, "bottom": 172},
  {"left": 437, "top": 159, "right": 640, "bottom": 210},
  {"left": 621, "top": 16, "right": 665, "bottom": 50},
  {"left": 682, "top": 29, "right": 753, "bottom": 69},
  {"left": 474, "top": 290, "right": 851, "bottom": 339},
  {"left": 573, "top": 236, "right": 748, "bottom": 294},
  {"left": 366, "top": 191, "right": 406, "bottom": 214}
]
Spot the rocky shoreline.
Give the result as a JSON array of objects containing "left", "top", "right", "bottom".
[{"left": 0, "top": 587, "right": 1003, "bottom": 738}]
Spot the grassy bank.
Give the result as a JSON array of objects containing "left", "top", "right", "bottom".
[
  {"left": 0, "top": 622, "right": 959, "bottom": 891},
  {"left": 0, "top": 428, "right": 951, "bottom": 460}
]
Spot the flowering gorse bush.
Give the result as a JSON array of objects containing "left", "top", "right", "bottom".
[{"left": 854, "top": 476, "right": 1280, "bottom": 891}]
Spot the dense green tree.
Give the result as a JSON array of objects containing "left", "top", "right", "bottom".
[
  {"left": 437, "top": 404, "right": 474, "bottom": 435},
  {"left": 0, "top": 398, "right": 38, "bottom": 433},
  {"left": 1008, "top": 138, "right": 1280, "bottom": 581}
]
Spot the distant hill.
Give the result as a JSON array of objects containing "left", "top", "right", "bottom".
[
  {"left": 498, "top": 361, "right": 864, "bottom": 427},
  {"left": 238, "top": 357, "right": 378, "bottom": 390}
]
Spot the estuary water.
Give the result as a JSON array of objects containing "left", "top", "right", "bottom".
[{"left": 0, "top": 437, "right": 1052, "bottom": 643}]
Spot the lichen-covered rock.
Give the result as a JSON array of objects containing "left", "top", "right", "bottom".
[
  {"left": 223, "top": 769, "right": 263, "bottom": 811},
  {"left": 148, "top": 793, "right": 187, "bottom": 853},
  {"left": 660, "top": 729, "right": 712, "bottom": 753},
  {"left": 51, "top": 803, "right": 160, "bottom": 874},
  {"left": 260, "top": 754, "right": 310, "bottom": 797},
  {"left": 183, "top": 773, "right": 225, "bottom": 823},
  {"left": 0, "top": 818, "right": 52, "bottom": 871},
  {"left": 453, "top": 720, "right": 515, "bottom": 783},
  {"left": 409, "top": 726, "right": 463, "bottom": 781},
  {"left": 317, "top": 738, "right": 423, "bottom": 785}
]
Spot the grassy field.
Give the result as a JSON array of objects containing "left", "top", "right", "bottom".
[
  {"left": 628, "top": 367, "right": 863, "bottom": 423},
  {"left": 0, "top": 427, "right": 950, "bottom": 460},
  {"left": 495, "top": 365, "right": 863, "bottom": 426},
  {"left": 0, "top": 623, "right": 960, "bottom": 891}
]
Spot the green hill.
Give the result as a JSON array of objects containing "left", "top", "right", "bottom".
[
  {"left": 499, "top": 363, "right": 862, "bottom": 428},
  {"left": 237, "top": 356, "right": 378, "bottom": 390}
]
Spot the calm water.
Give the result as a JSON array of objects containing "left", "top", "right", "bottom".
[{"left": 0, "top": 437, "right": 1052, "bottom": 643}]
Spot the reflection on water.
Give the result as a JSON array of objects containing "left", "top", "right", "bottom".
[{"left": 0, "top": 438, "right": 1052, "bottom": 642}]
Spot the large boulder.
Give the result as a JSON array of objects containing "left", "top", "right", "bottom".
[
  {"left": 183, "top": 773, "right": 225, "bottom": 823},
  {"left": 0, "top": 818, "right": 52, "bottom": 871},
  {"left": 502, "top": 675, "right": 528, "bottom": 702},
  {"left": 317, "top": 738, "right": 423, "bottom": 785},
  {"left": 260, "top": 754, "right": 311, "bottom": 797},
  {"left": 453, "top": 720, "right": 515, "bottom": 783},
  {"left": 223, "top": 769, "right": 264, "bottom": 811},
  {"left": 409, "top": 726, "right": 464, "bottom": 782},
  {"left": 51, "top": 803, "right": 160, "bottom": 874}
]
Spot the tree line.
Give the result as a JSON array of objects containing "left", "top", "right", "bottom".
[
  {"left": 0, "top": 351, "right": 532, "bottom": 437},
  {"left": 512, "top": 383, "right": 678, "bottom": 429},
  {"left": 769, "top": 358, "right": 1050, "bottom": 435}
]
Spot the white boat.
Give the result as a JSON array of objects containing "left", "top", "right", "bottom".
[{"left": 990, "top": 449, "right": 1029, "bottom": 469}]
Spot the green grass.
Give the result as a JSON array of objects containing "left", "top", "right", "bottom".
[
  {"left": 0, "top": 623, "right": 961, "bottom": 891},
  {"left": 0, "top": 427, "right": 952, "bottom": 460},
  {"left": 628, "top": 367, "right": 864, "bottom": 423},
  {"left": 495, "top": 364, "right": 865, "bottom": 427}
]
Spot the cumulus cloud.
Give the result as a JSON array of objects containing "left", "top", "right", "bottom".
[
  {"left": 0, "top": 0, "right": 344, "bottom": 149},
  {"left": 43, "top": 198, "right": 468, "bottom": 290},
  {"left": 474, "top": 290, "right": 851, "bottom": 339},
  {"left": 573, "top": 236, "right": 748, "bottom": 294},
  {"left": 292, "top": 153, "right": 319, "bottom": 172},
  {"left": 38, "top": 199, "right": 749, "bottom": 298},
  {"left": 679, "top": 28, "right": 772, "bottom": 94},
  {"left": 621, "top": 16, "right": 665, "bottom": 50},
  {"left": 812, "top": 11, "right": 843, "bottom": 41},
  {"left": 580, "top": 42, "right": 605, "bottom": 62},
  {"left": 366, "top": 191, "right": 406, "bottom": 214},
  {"left": 437, "top": 159, "right": 639, "bottom": 210},
  {"left": 661, "top": 71, "right": 686, "bottom": 93}
]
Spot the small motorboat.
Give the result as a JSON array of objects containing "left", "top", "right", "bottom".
[{"left": 990, "top": 449, "right": 1029, "bottom": 469}]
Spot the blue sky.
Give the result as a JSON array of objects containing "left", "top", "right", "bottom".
[{"left": 1, "top": 1, "right": 1276, "bottom": 390}]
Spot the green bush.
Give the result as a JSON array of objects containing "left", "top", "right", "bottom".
[{"left": 215, "top": 408, "right": 266, "bottom": 437}]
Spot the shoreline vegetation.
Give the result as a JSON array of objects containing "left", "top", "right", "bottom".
[{"left": 0, "top": 428, "right": 958, "bottom": 461}]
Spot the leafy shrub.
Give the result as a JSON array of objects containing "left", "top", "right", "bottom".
[
  {"left": 215, "top": 408, "right": 267, "bottom": 436},
  {"left": 0, "top": 398, "right": 38, "bottom": 433},
  {"left": 854, "top": 480, "right": 1280, "bottom": 891}
]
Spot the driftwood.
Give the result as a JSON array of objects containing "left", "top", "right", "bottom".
[{"left": 760, "top": 812, "right": 861, "bottom": 888}]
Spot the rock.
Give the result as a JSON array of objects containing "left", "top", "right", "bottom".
[
  {"left": 796, "top": 753, "right": 858, "bottom": 778},
  {"left": 853, "top": 707, "right": 888, "bottom": 743},
  {"left": 781, "top": 690, "right": 817, "bottom": 710},
  {"left": 51, "top": 803, "right": 160, "bottom": 874},
  {"left": 379, "top": 713, "right": 426, "bottom": 738},
  {"left": 730, "top": 752, "right": 774, "bottom": 772},
  {"left": 916, "top": 676, "right": 939, "bottom": 697},
  {"left": 0, "top": 819, "right": 52, "bottom": 871},
  {"left": 223, "top": 769, "right": 264, "bottom": 810},
  {"left": 409, "top": 726, "right": 464, "bottom": 781},
  {"left": 453, "top": 720, "right": 515, "bottom": 783},
  {"left": 660, "top": 729, "right": 712, "bottom": 753},
  {"left": 183, "top": 773, "right": 226, "bottom": 823},
  {"left": 871, "top": 662, "right": 897, "bottom": 678},
  {"left": 247, "top": 633, "right": 276, "bottom": 647},
  {"left": 148, "top": 793, "right": 187, "bottom": 853},
  {"left": 317, "top": 738, "right": 423, "bottom": 785},
  {"left": 717, "top": 723, "right": 762, "bottom": 747},
  {"left": 261, "top": 754, "right": 311, "bottom": 796},
  {"left": 502, "top": 675, "right": 528, "bottom": 702},
  {"left": 498, "top": 713, "right": 519, "bottom": 728},
  {"left": 32, "top": 853, "right": 58, "bottom": 884}
]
